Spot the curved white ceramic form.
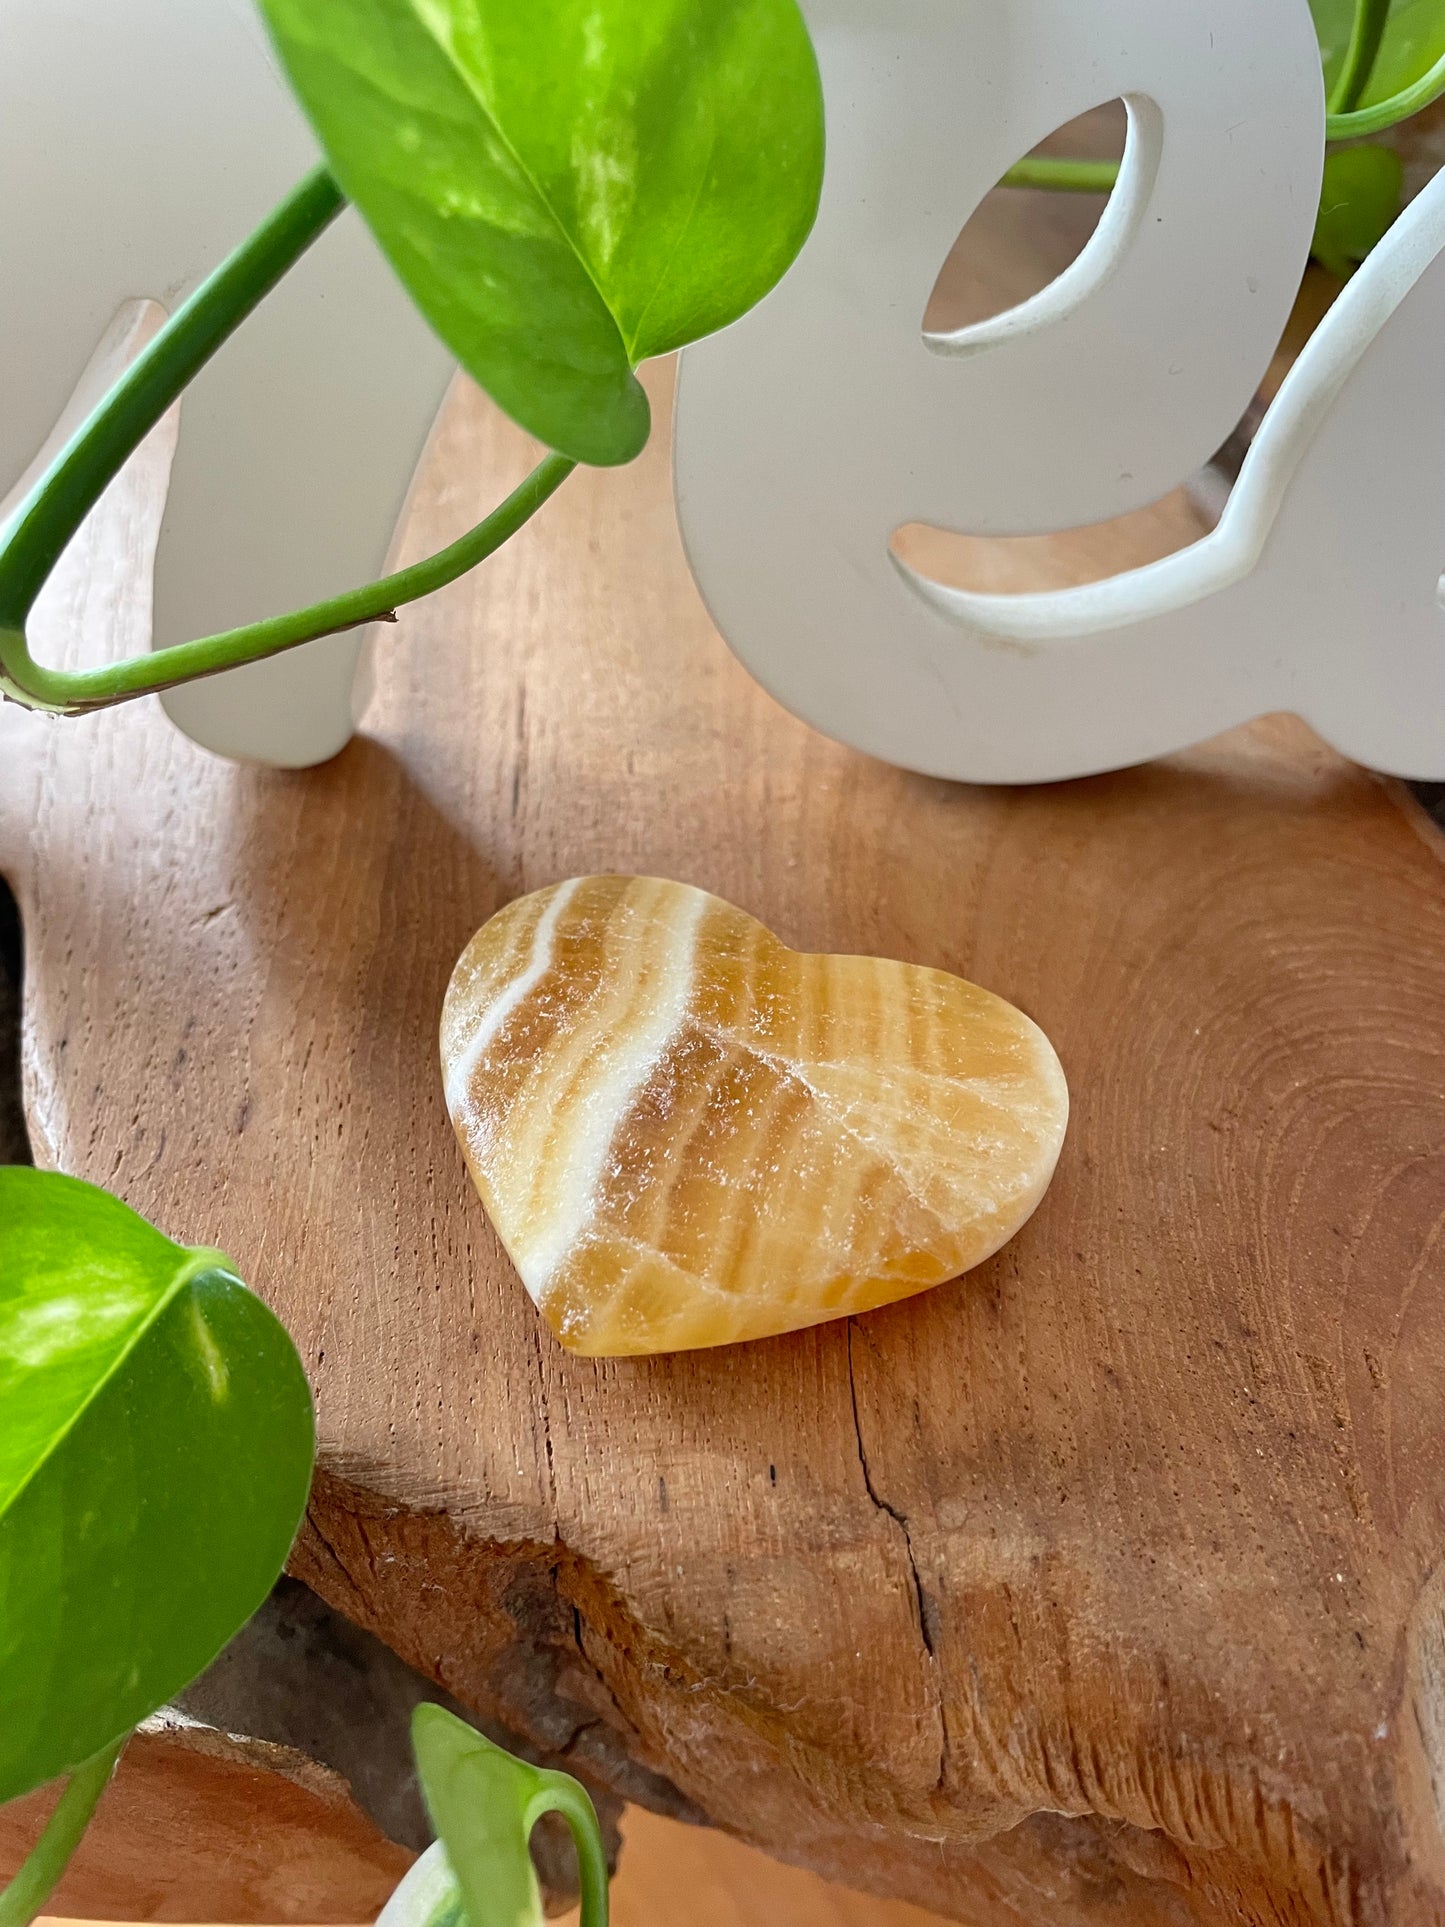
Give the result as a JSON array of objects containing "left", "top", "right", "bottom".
[
  {"left": 0, "top": 0, "right": 454, "bottom": 767},
  {"left": 9, "top": 0, "right": 1443, "bottom": 781},
  {"left": 674, "top": 0, "right": 1445, "bottom": 783}
]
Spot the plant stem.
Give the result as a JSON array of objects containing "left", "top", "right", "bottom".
[
  {"left": 0, "top": 169, "right": 345, "bottom": 631},
  {"left": 0, "top": 452, "right": 575, "bottom": 713},
  {"left": 1330, "top": 0, "right": 1392, "bottom": 114},
  {"left": 1000, "top": 156, "right": 1120, "bottom": 193},
  {"left": 0, "top": 1736, "right": 127, "bottom": 1927},
  {"left": 1326, "top": 48, "right": 1445, "bottom": 137},
  {"left": 535, "top": 1776, "right": 611, "bottom": 1927},
  {"left": 0, "top": 164, "right": 577, "bottom": 716}
]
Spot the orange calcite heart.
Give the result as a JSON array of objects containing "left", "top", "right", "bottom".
[{"left": 441, "top": 878, "right": 1069, "bottom": 1356}]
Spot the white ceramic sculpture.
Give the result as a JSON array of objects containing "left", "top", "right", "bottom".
[
  {"left": 676, "top": 0, "right": 1445, "bottom": 783},
  {"left": 5, "top": 0, "right": 1444, "bottom": 780}
]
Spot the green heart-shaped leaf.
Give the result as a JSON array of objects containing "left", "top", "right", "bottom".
[
  {"left": 258, "top": 0, "right": 826, "bottom": 468},
  {"left": 0, "top": 1169, "right": 314, "bottom": 1802}
]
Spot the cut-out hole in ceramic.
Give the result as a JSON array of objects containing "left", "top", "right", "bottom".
[
  {"left": 924, "top": 96, "right": 1161, "bottom": 362},
  {"left": 890, "top": 489, "right": 1204, "bottom": 598},
  {"left": 894, "top": 256, "right": 1339, "bottom": 597},
  {"left": 923, "top": 101, "right": 1132, "bottom": 347}
]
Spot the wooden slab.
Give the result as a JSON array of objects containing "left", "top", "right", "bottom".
[
  {"left": 2, "top": 1719, "right": 410, "bottom": 1923},
  {"left": 4, "top": 346, "right": 1445, "bottom": 1927}
]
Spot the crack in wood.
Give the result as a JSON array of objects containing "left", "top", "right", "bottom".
[{"left": 845, "top": 1321, "right": 949, "bottom": 1794}]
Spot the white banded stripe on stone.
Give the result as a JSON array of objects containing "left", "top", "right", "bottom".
[
  {"left": 444, "top": 876, "right": 581, "bottom": 1121},
  {"left": 510, "top": 882, "right": 708, "bottom": 1302}
]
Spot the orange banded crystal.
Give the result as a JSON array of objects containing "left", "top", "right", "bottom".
[{"left": 441, "top": 877, "right": 1068, "bottom": 1356}]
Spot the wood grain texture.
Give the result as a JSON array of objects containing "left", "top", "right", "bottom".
[
  {"left": 2, "top": 1720, "right": 411, "bottom": 1923},
  {"left": 3, "top": 297, "right": 1445, "bottom": 1924}
]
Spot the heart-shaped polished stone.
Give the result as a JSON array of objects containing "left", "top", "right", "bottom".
[{"left": 442, "top": 877, "right": 1068, "bottom": 1356}]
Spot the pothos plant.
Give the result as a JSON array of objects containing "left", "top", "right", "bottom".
[
  {"left": 0, "top": 1170, "right": 612, "bottom": 1927},
  {"left": 0, "top": 0, "right": 825, "bottom": 718},
  {"left": 1012, "top": 0, "right": 1445, "bottom": 280}
]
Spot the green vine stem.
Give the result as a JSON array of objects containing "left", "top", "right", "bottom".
[
  {"left": 1325, "top": 48, "right": 1445, "bottom": 136},
  {"left": 1000, "top": 155, "right": 1122, "bottom": 193},
  {"left": 0, "top": 166, "right": 575, "bottom": 717},
  {"left": 531, "top": 1772, "right": 612, "bottom": 1926},
  {"left": 0, "top": 1736, "right": 128, "bottom": 1927},
  {"left": 0, "top": 453, "right": 574, "bottom": 714},
  {"left": 1330, "top": 0, "right": 1392, "bottom": 113}
]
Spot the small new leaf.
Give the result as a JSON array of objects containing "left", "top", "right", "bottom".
[
  {"left": 0, "top": 1170, "right": 314, "bottom": 1803},
  {"left": 412, "top": 1705, "right": 610, "bottom": 1927},
  {"left": 258, "top": 0, "right": 825, "bottom": 467}
]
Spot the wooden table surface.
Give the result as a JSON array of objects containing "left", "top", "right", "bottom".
[
  {"left": 31, "top": 1803, "right": 956, "bottom": 1927},
  {"left": 3, "top": 237, "right": 1445, "bottom": 1925}
]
